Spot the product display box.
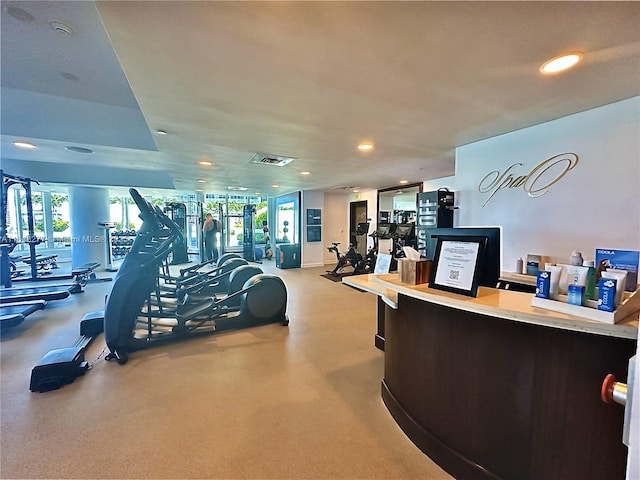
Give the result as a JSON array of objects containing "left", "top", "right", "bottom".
[
  {"left": 535, "top": 271, "right": 550, "bottom": 298},
  {"left": 595, "top": 248, "right": 639, "bottom": 291},
  {"left": 597, "top": 278, "right": 617, "bottom": 312},
  {"left": 531, "top": 282, "right": 640, "bottom": 324}
]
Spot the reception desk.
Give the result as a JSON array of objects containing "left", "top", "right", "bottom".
[{"left": 343, "top": 274, "right": 638, "bottom": 480}]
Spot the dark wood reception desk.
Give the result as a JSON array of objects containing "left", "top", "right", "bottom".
[{"left": 343, "top": 274, "right": 638, "bottom": 480}]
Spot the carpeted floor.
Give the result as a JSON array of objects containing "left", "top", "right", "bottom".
[{"left": 1, "top": 262, "right": 452, "bottom": 480}]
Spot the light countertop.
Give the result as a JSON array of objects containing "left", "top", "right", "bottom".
[{"left": 343, "top": 273, "right": 638, "bottom": 340}]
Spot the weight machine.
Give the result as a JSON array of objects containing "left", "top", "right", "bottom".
[
  {"left": 243, "top": 204, "right": 259, "bottom": 262},
  {"left": 1, "top": 170, "right": 65, "bottom": 287},
  {"left": 164, "top": 202, "right": 189, "bottom": 264}
]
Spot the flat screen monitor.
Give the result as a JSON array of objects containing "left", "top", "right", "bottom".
[
  {"left": 355, "top": 222, "right": 370, "bottom": 236},
  {"left": 425, "top": 227, "right": 501, "bottom": 288},
  {"left": 376, "top": 223, "right": 396, "bottom": 238},
  {"left": 395, "top": 223, "right": 414, "bottom": 239}
]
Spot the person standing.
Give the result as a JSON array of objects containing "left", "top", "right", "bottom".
[{"left": 202, "top": 213, "right": 219, "bottom": 262}]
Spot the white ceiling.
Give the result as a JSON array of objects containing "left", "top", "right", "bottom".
[{"left": 2, "top": 1, "right": 639, "bottom": 196}]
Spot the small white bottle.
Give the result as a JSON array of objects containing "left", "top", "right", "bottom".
[
  {"left": 516, "top": 258, "right": 523, "bottom": 274},
  {"left": 570, "top": 251, "right": 584, "bottom": 266}
]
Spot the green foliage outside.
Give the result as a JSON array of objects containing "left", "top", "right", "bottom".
[
  {"left": 114, "top": 222, "right": 136, "bottom": 231},
  {"left": 52, "top": 219, "right": 69, "bottom": 232},
  {"left": 237, "top": 232, "right": 265, "bottom": 245},
  {"left": 255, "top": 210, "right": 267, "bottom": 229},
  {"left": 110, "top": 197, "right": 134, "bottom": 205},
  {"left": 50, "top": 194, "right": 66, "bottom": 208}
]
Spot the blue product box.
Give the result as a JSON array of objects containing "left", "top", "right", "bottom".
[
  {"left": 597, "top": 278, "right": 617, "bottom": 312},
  {"left": 526, "top": 255, "right": 541, "bottom": 276},
  {"left": 536, "top": 271, "right": 550, "bottom": 298},
  {"left": 595, "top": 248, "right": 639, "bottom": 292},
  {"left": 567, "top": 284, "right": 585, "bottom": 306}
]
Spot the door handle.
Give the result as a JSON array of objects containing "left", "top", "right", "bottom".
[{"left": 601, "top": 373, "right": 627, "bottom": 406}]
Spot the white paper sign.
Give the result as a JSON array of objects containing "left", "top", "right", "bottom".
[
  {"left": 433, "top": 240, "right": 480, "bottom": 291},
  {"left": 374, "top": 253, "right": 392, "bottom": 274}
]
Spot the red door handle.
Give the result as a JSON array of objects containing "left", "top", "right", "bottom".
[{"left": 601, "top": 373, "right": 627, "bottom": 406}]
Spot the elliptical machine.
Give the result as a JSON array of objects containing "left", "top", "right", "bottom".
[{"left": 103, "top": 188, "right": 289, "bottom": 365}]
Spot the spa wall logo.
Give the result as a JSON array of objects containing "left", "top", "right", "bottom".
[{"left": 478, "top": 153, "right": 579, "bottom": 207}]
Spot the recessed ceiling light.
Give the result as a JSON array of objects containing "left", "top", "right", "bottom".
[
  {"left": 197, "top": 179, "right": 207, "bottom": 183},
  {"left": 49, "top": 21, "right": 74, "bottom": 37},
  {"left": 198, "top": 160, "right": 212, "bottom": 166},
  {"left": 5, "top": 5, "right": 34, "bottom": 23},
  {"left": 156, "top": 129, "right": 168, "bottom": 135},
  {"left": 13, "top": 141, "right": 36, "bottom": 149},
  {"left": 353, "top": 189, "right": 360, "bottom": 193},
  {"left": 61, "top": 72, "right": 79, "bottom": 81},
  {"left": 227, "top": 186, "right": 248, "bottom": 191},
  {"left": 300, "top": 171, "right": 311, "bottom": 175},
  {"left": 65, "top": 146, "right": 94, "bottom": 153},
  {"left": 540, "top": 53, "right": 582, "bottom": 74},
  {"left": 357, "top": 143, "right": 374, "bottom": 151},
  {"left": 272, "top": 184, "right": 280, "bottom": 188},
  {"left": 399, "top": 180, "right": 408, "bottom": 184}
]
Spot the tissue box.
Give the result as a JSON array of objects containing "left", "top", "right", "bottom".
[{"left": 398, "top": 259, "right": 432, "bottom": 285}]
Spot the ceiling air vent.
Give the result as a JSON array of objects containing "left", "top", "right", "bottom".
[{"left": 249, "top": 153, "right": 295, "bottom": 167}]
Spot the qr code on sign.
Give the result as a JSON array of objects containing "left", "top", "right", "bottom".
[{"left": 449, "top": 270, "right": 460, "bottom": 280}]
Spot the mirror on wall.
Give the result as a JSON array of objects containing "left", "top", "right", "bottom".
[{"left": 377, "top": 183, "right": 422, "bottom": 224}]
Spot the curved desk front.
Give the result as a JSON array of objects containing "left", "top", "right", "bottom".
[{"left": 344, "top": 274, "right": 638, "bottom": 480}]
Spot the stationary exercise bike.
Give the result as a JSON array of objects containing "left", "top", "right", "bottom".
[
  {"left": 326, "top": 242, "right": 365, "bottom": 276},
  {"left": 326, "top": 223, "right": 373, "bottom": 276}
]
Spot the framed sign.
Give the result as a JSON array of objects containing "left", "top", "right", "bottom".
[
  {"left": 306, "top": 225, "right": 321, "bottom": 242},
  {"left": 429, "top": 235, "right": 487, "bottom": 297},
  {"left": 374, "top": 253, "right": 392, "bottom": 274},
  {"left": 306, "top": 208, "right": 321, "bottom": 225},
  {"left": 306, "top": 208, "right": 322, "bottom": 242}
]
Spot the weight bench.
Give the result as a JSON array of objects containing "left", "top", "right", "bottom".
[
  {"left": 72, "top": 262, "right": 101, "bottom": 286},
  {"left": 22, "top": 255, "right": 59, "bottom": 271}
]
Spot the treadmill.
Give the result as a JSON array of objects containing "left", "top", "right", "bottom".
[
  {"left": 0, "top": 283, "right": 80, "bottom": 304},
  {"left": 0, "top": 300, "right": 47, "bottom": 329}
]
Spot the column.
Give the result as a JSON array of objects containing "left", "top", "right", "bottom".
[{"left": 42, "top": 191, "right": 54, "bottom": 249}]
